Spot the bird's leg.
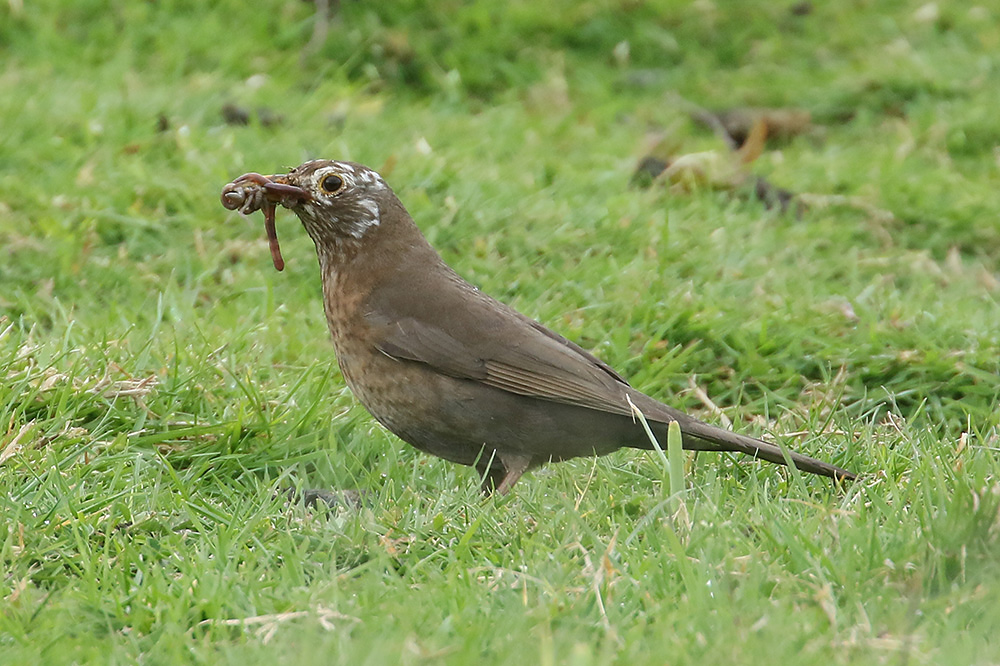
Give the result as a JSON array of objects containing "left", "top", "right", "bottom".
[
  {"left": 476, "top": 450, "right": 532, "bottom": 494},
  {"left": 495, "top": 453, "right": 531, "bottom": 495},
  {"left": 478, "top": 466, "right": 505, "bottom": 495},
  {"left": 476, "top": 454, "right": 506, "bottom": 495}
]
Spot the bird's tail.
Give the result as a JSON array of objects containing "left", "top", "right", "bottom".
[{"left": 659, "top": 417, "right": 855, "bottom": 481}]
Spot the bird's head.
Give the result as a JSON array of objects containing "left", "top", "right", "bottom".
[
  {"left": 270, "top": 160, "right": 389, "bottom": 240},
  {"left": 222, "top": 159, "right": 394, "bottom": 268}
]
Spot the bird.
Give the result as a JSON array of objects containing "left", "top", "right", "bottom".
[{"left": 220, "top": 160, "right": 856, "bottom": 494}]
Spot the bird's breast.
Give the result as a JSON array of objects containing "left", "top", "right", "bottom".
[
  {"left": 319, "top": 266, "right": 364, "bottom": 338},
  {"left": 318, "top": 266, "right": 405, "bottom": 422}
]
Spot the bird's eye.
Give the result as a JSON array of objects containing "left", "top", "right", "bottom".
[{"left": 320, "top": 174, "right": 344, "bottom": 194}]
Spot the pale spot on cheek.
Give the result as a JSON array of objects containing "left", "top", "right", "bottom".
[{"left": 358, "top": 199, "right": 381, "bottom": 225}]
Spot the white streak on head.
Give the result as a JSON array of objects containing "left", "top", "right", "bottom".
[{"left": 287, "top": 160, "right": 389, "bottom": 243}]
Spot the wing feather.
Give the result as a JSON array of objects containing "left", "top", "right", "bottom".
[{"left": 366, "top": 286, "right": 636, "bottom": 417}]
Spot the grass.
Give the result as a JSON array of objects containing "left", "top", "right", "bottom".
[{"left": 2, "top": 0, "right": 999, "bottom": 663}]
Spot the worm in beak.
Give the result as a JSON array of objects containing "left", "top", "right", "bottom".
[{"left": 221, "top": 172, "right": 309, "bottom": 271}]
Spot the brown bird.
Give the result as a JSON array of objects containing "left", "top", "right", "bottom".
[{"left": 221, "top": 160, "right": 855, "bottom": 493}]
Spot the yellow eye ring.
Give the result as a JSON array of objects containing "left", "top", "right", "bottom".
[{"left": 320, "top": 173, "right": 344, "bottom": 194}]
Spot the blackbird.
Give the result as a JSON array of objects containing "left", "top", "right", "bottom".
[{"left": 221, "top": 160, "right": 855, "bottom": 493}]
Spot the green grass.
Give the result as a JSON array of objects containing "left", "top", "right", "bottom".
[{"left": 2, "top": 0, "right": 1000, "bottom": 663}]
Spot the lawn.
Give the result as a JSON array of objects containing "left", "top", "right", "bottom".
[{"left": 2, "top": 1, "right": 999, "bottom": 663}]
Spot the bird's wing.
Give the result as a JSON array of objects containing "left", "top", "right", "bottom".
[
  {"left": 362, "top": 268, "right": 857, "bottom": 483},
  {"left": 366, "top": 283, "right": 639, "bottom": 417}
]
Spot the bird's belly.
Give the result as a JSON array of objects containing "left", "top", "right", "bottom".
[
  {"left": 334, "top": 346, "right": 488, "bottom": 465},
  {"left": 332, "top": 341, "right": 634, "bottom": 468}
]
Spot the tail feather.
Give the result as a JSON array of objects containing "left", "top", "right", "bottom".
[
  {"left": 622, "top": 387, "right": 855, "bottom": 481},
  {"left": 678, "top": 418, "right": 855, "bottom": 481}
]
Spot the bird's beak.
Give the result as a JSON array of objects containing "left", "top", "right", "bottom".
[
  {"left": 220, "top": 172, "right": 310, "bottom": 212},
  {"left": 262, "top": 174, "right": 310, "bottom": 205}
]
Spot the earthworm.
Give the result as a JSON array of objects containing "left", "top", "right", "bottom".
[
  {"left": 263, "top": 201, "right": 284, "bottom": 271},
  {"left": 221, "top": 172, "right": 303, "bottom": 272}
]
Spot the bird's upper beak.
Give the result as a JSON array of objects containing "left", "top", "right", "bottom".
[{"left": 262, "top": 174, "right": 310, "bottom": 205}]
